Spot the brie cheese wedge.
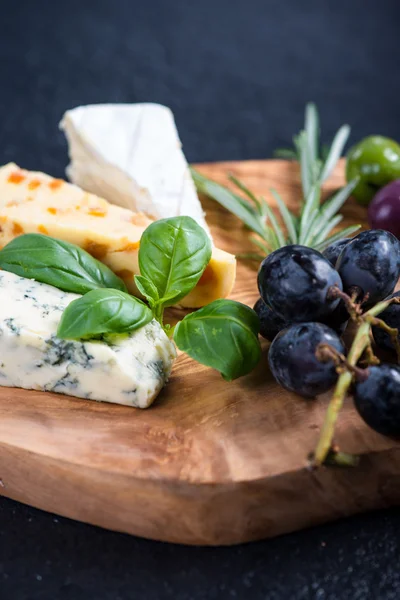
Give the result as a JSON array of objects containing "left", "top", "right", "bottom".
[
  {"left": 60, "top": 103, "right": 210, "bottom": 235},
  {"left": 0, "top": 163, "right": 236, "bottom": 308}
]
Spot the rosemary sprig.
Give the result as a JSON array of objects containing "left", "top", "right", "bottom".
[{"left": 191, "top": 103, "right": 361, "bottom": 257}]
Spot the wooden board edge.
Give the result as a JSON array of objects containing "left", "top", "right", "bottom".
[{"left": 2, "top": 440, "right": 400, "bottom": 546}]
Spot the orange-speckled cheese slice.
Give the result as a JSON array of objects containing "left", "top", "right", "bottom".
[{"left": 0, "top": 164, "right": 236, "bottom": 308}]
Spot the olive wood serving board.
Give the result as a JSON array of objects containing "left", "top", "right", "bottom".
[{"left": 0, "top": 159, "right": 399, "bottom": 546}]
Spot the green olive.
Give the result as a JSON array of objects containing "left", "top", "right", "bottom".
[{"left": 346, "top": 136, "right": 400, "bottom": 206}]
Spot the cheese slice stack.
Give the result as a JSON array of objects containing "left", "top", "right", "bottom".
[
  {"left": 0, "top": 163, "right": 236, "bottom": 308},
  {"left": 60, "top": 103, "right": 211, "bottom": 235}
]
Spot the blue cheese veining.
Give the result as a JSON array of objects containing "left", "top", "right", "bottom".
[{"left": 0, "top": 272, "right": 176, "bottom": 408}]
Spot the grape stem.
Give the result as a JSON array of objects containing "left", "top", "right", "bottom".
[
  {"left": 327, "top": 285, "right": 361, "bottom": 321},
  {"left": 316, "top": 343, "right": 369, "bottom": 380},
  {"left": 323, "top": 449, "right": 360, "bottom": 468},
  {"left": 360, "top": 342, "right": 380, "bottom": 366},
  {"left": 311, "top": 297, "right": 396, "bottom": 467},
  {"left": 367, "top": 315, "right": 400, "bottom": 362}
]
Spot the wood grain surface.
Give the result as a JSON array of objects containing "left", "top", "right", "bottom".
[{"left": 0, "top": 159, "right": 399, "bottom": 546}]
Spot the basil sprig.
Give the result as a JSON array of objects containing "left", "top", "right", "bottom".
[
  {"left": 173, "top": 299, "right": 261, "bottom": 381},
  {"left": 0, "top": 234, "right": 126, "bottom": 294},
  {"left": 136, "top": 216, "right": 212, "bottom": 320},
  {"left": 1, "top": 220, "right": 261, "bottom": 380},
  {"left": 57, "top": 289, "right": 153, "bottom": 340}
]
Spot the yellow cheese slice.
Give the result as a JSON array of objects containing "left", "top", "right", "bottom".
[{"left": 0, "top": 163, "right": 236, "bottom": 308}]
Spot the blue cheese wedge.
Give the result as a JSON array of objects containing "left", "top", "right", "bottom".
[
  {"left": 0, "top": 271, "right": 176, "bottom": 408},
  {"left": 60, "top": 103, "right": 211, "bottom": 235}
]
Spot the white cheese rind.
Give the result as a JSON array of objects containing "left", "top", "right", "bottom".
[
  {"left": 60, "top": 103, "right": 211, "bottom": 235},
  {"left": 0, "top": 272, "right": 176, "bottom": 408}
]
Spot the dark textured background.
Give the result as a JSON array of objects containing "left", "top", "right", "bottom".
[{"left": 1, "top": 1, "right": 400, "bottom": 598}]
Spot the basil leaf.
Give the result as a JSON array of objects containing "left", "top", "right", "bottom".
[
  {"left": 57, "top": 289, "right": 153, "bottom": 340},
  {"left": 173, "top": 299, "right": 261, "bottom": 380},
  {"left": 0, "top": 234, "right": 127, "bottom": 294},
  {"left": 134, "top": 275, "right": 159, "bottom": 306},
  {"left": 158, "top": 288, "right": 182, "bottom": 304},
  {"left": 139, "top": 216, "right": 212, "bottom": 307}
]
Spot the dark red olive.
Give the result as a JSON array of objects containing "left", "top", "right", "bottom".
[{"left": 368, "top": 180, "right": 400, "bottom": 238}]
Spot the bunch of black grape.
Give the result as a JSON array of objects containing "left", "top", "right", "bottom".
[{"left": 255, "top": 229, "right": 400, "bottom": 439}]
